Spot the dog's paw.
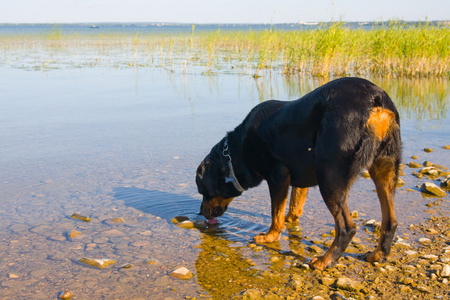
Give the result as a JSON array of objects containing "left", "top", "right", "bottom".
[
  {"left": 365, "top": 250, "right": 388, "bottom": 263},
  {"left": 309, "top": 256, "right": 335, "bottom": 270},
  {"left": 253, "top": 232, "right": 280, "bottom": 244},
  {"left": 285, "top": 213, "right": 300, "bottom": 224}
]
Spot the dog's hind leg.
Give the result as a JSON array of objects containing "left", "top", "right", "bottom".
[
  {"left": 286, "top": 187, "right": 308, "bottom": 224},
  {"left": 365, "top": 156, "right": 398, "bottom": 262},
  {"left": 309, "top": 180, "right": 356, "bottom": 270}
]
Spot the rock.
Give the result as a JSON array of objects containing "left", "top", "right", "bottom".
[
  {"left": 171, "top": 216, "right": 189, "bottom": 224},
  {"left": 411, "top": 155, "right": 419, "bottom": 159},
  {"left": 408, "top": 162, "right": 423, "bottom": 168},
  {"left": 169, "top": 267, "right": 194, "bottom": 280},
  {"left": 119, "top": 263, "right": 132, "bottom": 269},
  {"left": 79, "top": 258, "right": 116, "bottom": 269},
  {"left": 146, "top": 258, "right": 159, "bottom": 265},
  {"left": 364, "top": 219, "right": 381, "bottom": 228},
  {"left": 58, "top": 290, "right": 73, "bottom": 299},
  {"left": 67, "top": 230, "right": 82, "bottom": 238},
  {"left": 241, "top": 288, "right": 262, "bottom": 300},
  {"left": 8, "top": 274, "right": 19, "bottom": 278},
  {"left": 405, "top": 250, "right": 418, "bottom": 257},
  {"left": 396, "top": 178, "right": 405, "bottom": 187},
  {"left": 423, "top": 161, "right": 434, "bottom": 167},
  {"left": 321, "top": 276, "right": 335, "bottom": 286},
  {"left": 418, "top": 238, "right": 431, "bottom": 244},
  {"left": 176, "top": 220, "right": 195, "bottom": 229},
  {"left": 110, "top": 217, "right": 125, "bottom": 223},
  {"left": 351, "top": 211, "right": 358, "bottom": 218},
  {"left": 420, "top": 183, "right": 447, "bottom": 197},
  {"left": 443, "top": 145, "right": 450, "bottom": 150},
  {"left": 361, "top": 170, "right": 370, "bottom": 178},
  {"left": 416, "top": 285, "right": 431, "bottom": 293},
  {"left": 419, "top": 167, "right": 438, "bottom": 175},
  {"left": 441, "top": 176, "right": 450, "bottom": 189},
  {"left": 424, "top": 148, "right": 434, "bottom": 153},
  {"left": 422, "top": 254, "right": 439, "bottom": 261},
  {"left": 336, "top": 277, "right": 362, "bottom": 292},
  {"left": 308, "top": 245, "right": 323, "bottom": 253},
  {"left": 441, "top": 264, "right": 450, "bottom": 277},
  {"left": 70, "top": 214, "right": 90, "bottom": 222}
]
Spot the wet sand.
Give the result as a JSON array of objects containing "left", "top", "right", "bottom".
[{"left": 0, "top": 68, "right": 449, "bottom": 299}]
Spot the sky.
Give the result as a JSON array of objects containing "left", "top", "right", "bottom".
[{"left": 1, "top": 0, "right": 448, "bottom": 24}]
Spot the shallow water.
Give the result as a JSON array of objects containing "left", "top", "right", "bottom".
[{"left": 0, "top": 67, "right": 449, "bottom": 299}]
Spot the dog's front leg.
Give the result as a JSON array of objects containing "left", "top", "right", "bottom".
[{"left": 254, "top": 167, "right": 290, "bottom": 244}]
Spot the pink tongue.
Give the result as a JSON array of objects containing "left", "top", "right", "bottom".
[{"left": 207, "top": 218, "right": 219, "bottom": 225}]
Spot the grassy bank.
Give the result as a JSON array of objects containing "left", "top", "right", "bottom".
[{"left": 1, "top": 22, "right": 449, "bottom": 77}]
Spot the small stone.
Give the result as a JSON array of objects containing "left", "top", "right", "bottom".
[
  {"left": 110, "top": 217, "right": 125, "bottom": 223},
  {"left": 8, "top": 274, "right": 19, "bottom": 278},
  {"left": 351, "top": 211, "right": 358, "bottom": 218},
  {"left": 443, "top": 145, "right": 450, "bottom": 150},
  {"left": 270, "top": 256, "right": 280, "bottom": 262},
  {"left": 169, "top": 267, "right": 194, "bottom": 280},
  {"left": 408, "top": 162, "right": 423, "bottom": 168},
  {"left": 420, "top": 183, "right": 447, "bottom": 197},
  {"left": 101, "top": 229, "right": 125, "bottom": 237},
  {"left": 364, "top": 219, "right": 381, "bottom": 227},
  {"left": 441, "top": 264, "right": 450, "bottom": 277},
  {"left": 416, "top": 284, "right": 431, "bottom": 293},
  {"left": 405, "top": 250, "right": 418, "bottom": 257},
  {"left": 58, "top": 290, "right": 73, "bottom": 299},
  {"left": 336, "top": 277, "right": 362, "bottom": 292},
  {"left": 79, "top": 258, "right": 116, "bottom": 269},
  {"left": 411, "top": 155, "right": 419, "bottom": 159},
  {"left": 403, "top": 277, "right": 414, "bottom": 285},
  {"left": 396, "top": 177, "right": 405, "bottom": 187},
  {"left": 361, "top": 170, "right": 370, "bottom": 178},
  {"left": 241, "top": 288, "right": 262, "bottom": 299},
  {"left": 146, "top": 258, "right": 159, "bottom": 265},
  {"left": 424, "top": 148, "right": 434, "bottom": 153},
  {"left": 321, "top": 276, "right": 335, "bottom": 285},
  {"left": 67, "top": 230, "right": 82, "bottom": 238},
  {"left": 418, "top": 238, "right": 431, "bottom": 244},
  {"left": 119, "top": 263, "right": 132, "bottom": 269},
  {"left": 176, "top": 220, "right": 195, "bottom": 229},
  {"left": 400, "top": 286, "right": 412, "bottom": 293},
  {"left": 308, "top": 244, "right": 323, "bottom": 253},
  {"left": 422, "top": 254, "right": 439, "bottom": 261},
  {"left": 70, "top": 214, "right": 90, "bottom": 222},
  {"left": 441, "top": 176, "right": 450, "bottom": 189},
  {"left": 171, "top": 216, "right": 190, "bottom": 224},
  {"left": 312, "top": 297, "right": 325, "bottom": 300},
  {"left": 423, "top": 161, "right": 434, "bottom": 167}
]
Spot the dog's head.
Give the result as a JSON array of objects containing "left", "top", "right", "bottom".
[{"left": 196, "top": 153, "right": 241, "bottom": 220}]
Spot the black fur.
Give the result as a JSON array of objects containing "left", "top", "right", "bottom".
[{"left": 196, "top": 77, "right": 401, "bottom": 269}]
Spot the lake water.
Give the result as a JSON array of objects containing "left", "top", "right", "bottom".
[{"left": 0, "top": 27, "right": 449, "bottom": 299}]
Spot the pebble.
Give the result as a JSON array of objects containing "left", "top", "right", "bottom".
[
  {"left": 424, "top": 148, "right": 434, "bottom": 153},
  {"left": 422, "top": 254, "right": 438, "bottom": 261},
  {"left": 443, "top": 145, "right": 450, "bottom": 150},
  {"left": 58, "top": 290, "right": 73, "bottom": 299},
  {"left": 171, "top": 216, "right": 189, "bottom": 224},
  {"left": 408, "top": 162, "right": 423, "bottom": 168},
  {"left": 169, "top": 267, "right": 194, "bottom": 280},
  {"left": 308, "top": 245, "right": 323, "bottom": 253},
  {"left": 420, "top": 183, "right": 447, "bottom": 197},
  {"left": 70, "top": 214, "right": 90, "bottom": 222},
  {"left": 79, "top": 258, "right": 116, "bottom": 269},
  {"left": 67, "top": 230, "right": 81, "bottom": 238},
  {"left": 110, "top": 217, "right": 125, "bottom": 223},
  {"left": 441, "top": 264, "right": 450, "bottom": 277},
  {"left": 336, "top": 277, "right": 362, "bottom": 292},
  {"left": 441, "top": 176, "right": 450, "bottom": 189},
  {"left": 146, "top": 258, "right": 159, "bottom": 265}
]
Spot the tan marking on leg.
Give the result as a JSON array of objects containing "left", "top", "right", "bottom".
[
  {"left": 366, "top": 157, "right": 398, "bottom": 263},
  {"left": 286, "top": 187, "right": 308, "bottom": 224},
  {"left": 366, "top": 107, "right": 396, "bottom": 141},
  {"left": 254, "top": 190, "right": 288, "bottom": 244}
]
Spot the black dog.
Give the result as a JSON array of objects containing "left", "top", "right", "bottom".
[{"left": 196, "top": 77, "right": 401, "bottom": 270}]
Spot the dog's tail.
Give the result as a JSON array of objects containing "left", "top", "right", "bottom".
[{"left": 367, "top": 91, "right": 400, "bottom": 142}]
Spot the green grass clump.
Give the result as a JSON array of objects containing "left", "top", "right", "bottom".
[{"left": 1, "top": 21, "right": 448, "bottom": 77}]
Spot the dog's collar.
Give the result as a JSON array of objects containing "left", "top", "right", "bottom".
[{"left": 222, "top": 139, "right": 246, "bottom": 193}]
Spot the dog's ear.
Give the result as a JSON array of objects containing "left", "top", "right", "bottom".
[{"left": 196, "top": 158, "right": 218, "bottom": 197}]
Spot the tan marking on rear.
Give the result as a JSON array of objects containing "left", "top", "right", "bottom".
[{"left": 367, "top": 107, "right": 396, "bottom": 141}]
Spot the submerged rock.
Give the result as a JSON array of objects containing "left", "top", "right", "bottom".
[
  {"left": 58, "top": 290, "right": 73, "bottom": 299},
  {"left": 70, "top": 214, "right": 90, "bottom": 222},
  {"left": 110, "top": 217, "right": 125, "bottom": 223},
  {"left": 79, "top": 258, "right": 116, "bottom": 269},
  {"left": 169, "top": 267, "right": 194, "bottom": 280},
  {"left": 336, "top": 277, "right": 362, "bottom": 292},
  {"left": 171, "top": 216, "right": 189, "bottom": 224},
  {"left": 408, "top": 162, "right": 423, "bottom": 168},
  {"left": 420, "top": 183, "right": 447, "bottom": 197}
]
